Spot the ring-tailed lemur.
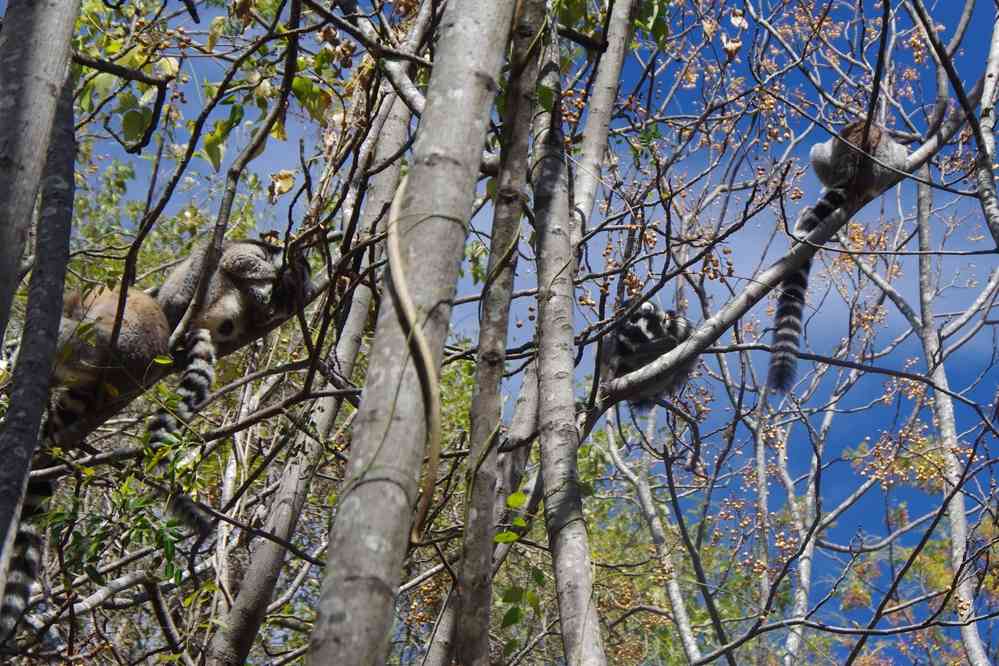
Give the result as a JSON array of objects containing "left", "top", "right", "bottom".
[
  {"left": 1, "top": 240, "right": 310, "bottom": 645},
  {"left": 156, "top": 239, "right": 309, "bottom": 344},
  {"left": 1, "top": 287, "right": 171, "bottom": 643},
  {"left": 604, "top": 300, "right": 696, "bottom": 409},
  {"left": 147, "top": 238, "right": 311, "bottom": 535},
  {"left": 768, "top": 121, "right": 908, "bottom": 392}
]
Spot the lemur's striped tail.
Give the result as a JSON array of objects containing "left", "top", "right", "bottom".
[
  {"left": 768, "top": 188, "right": 847, "bottom": 392},
  {"left": 0, "top": 479, "right": 52, "bottom": 644},
  {"left": 147, "top": 328, "right": 215, "bottom": 538},
  {"left": 0, "top": 386, "right": 94, "bottom": 644}
]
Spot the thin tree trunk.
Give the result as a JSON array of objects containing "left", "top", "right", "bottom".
[
  {"left": 0, "top": 0, "right": 80, "bottom": 336},
  {"left": 570, "top": 0, "right": 636, "bottom": 247},
  {"left": 307, "top": 1, "right": 516, "bottom": 662},
  {"left": 602, "top": 417, "right": 701, "bottom": 662},
  {"left": 0, "top": 78, "right": 74, "bottom": 612},
  {"left": 453, "top": 0, "right": 545, "bottom": 662},
  {"left": 532, "top": 31, "right": 607, "bottom": 666},
  {"left": 423, "top": 360, "right": 539, "bottom": 666},
  {"left": 914, "top": 175, "right": 991, "bottom": 665},
  {"left": 206, "top": 92, "right": 411, "bottom": 666}
]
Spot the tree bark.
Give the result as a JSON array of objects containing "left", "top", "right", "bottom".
[
  {"left": 913, "top": 176, "right": 991, "bottom": 665},
  {"left": 307, "top": 1, "right": 516, "bottom": 662},
  {"left": 206, "top": 91, "right": 411, "bottom": 666},
  {"left": 602, "top": 417, "right": 701, "bottom": 662},
  {"left": 0, "top": 78, "right": 74, "bottom": 611},
  {"left": 0, "top": 0, "right": 80, "bottom": 337},
  {"left": 453, "top": 0, "right": 545, "bottom": 663},
  {"left": 570, "top": 0, "right": 636, "bottom": 248},
  {"left": 532, "top": 32, "right": 607, "bottom": 666}
]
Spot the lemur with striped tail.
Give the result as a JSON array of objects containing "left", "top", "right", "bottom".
[
  {"left": 148, "top": 238, "right": 311, "bottom": 536},
  {"left": 604, "top": 300, "right": 696, "bottom": 409},
  {"left": 1, "top": 287, "right": 171, "bottom": 644},
  {"left": 1, "top": 239, "right": 309, "bottom": 646},
  {"left": 767, "top": 121, "right": 908, "bottom": 392}
]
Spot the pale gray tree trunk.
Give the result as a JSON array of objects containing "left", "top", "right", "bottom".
[
  {"left": 532, "top": 32, "right": 607, "bottom": 666},
  {"left": 0, "top": 78, "right": 74, "bottom": 613},
  {"left": 913, "top": 179, "right": 991, "bottom": 665},
  {"left": 0, "top": 0, "right": 80, "bottom": 337},
  {"left": 206, "top": 91, "right": 411, "bottom": 665},
  {"left": 453, "top": 0, "right": 545, "bottom": 662},
  {"left": 602, "top": 417, "right": 701, "bottom": 661},
  {"left": 570, "top": 0, "right": 636, "bottom": 247},
  {"left": 306, "top": 1, "right": 516, "bottom": 662}
]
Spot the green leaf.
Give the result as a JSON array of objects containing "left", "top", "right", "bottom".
[
  {"left": 292, "top": 76, "right": 331, "bottom": 123},
  {"left": 501, "top": 586, "right": 524, "bottom": 603},
  {"left": 156, "top": 56, "right": 180, "bottom": 78},
  {"left": 506, "top": 490, "right": 528, "bottom": 509},
  {"left": 494, "top": 530, "right": 519, "bottom": 544},
  {"left": 537, "top": 84, "right": 556, "bottom": 113},
  {"left": 122, "top": 109, "right": 146, "bottom": 142},
  {"left": 153, "top": 355, "right": 174, "bottom": 366},
  {"left": 526, "top": 589, "right": 540, "bottom": 613},
  {"left": 531, "top": 566, "right": 545, "bottom": 587},
  {"left": 501, "top": 606, "right": 523, "bottom": 628},
  {"left": 203, "top": 136, "right": 224, "bottom": 172},
  {"left": 207, "top": 16, "right": 226, "bottom": 51},
  {"left": 512, "top": 516, "right": 527, "bottom": 528}
]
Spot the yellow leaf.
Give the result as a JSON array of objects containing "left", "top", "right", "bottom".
[
  {"left": 268, "top": 170, "right": 296, "bottom": 204},
  {"left": 157, "top": 57, "right": 180, "bottom": 78},
  {"left": 207, "top": 16, "right": 226, "bottom": 51}
]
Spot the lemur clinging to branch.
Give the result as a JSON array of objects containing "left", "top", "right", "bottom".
[
  {"left": 1, "top": 239, "right": 311, "bottom": 647},
  {"left": 149, "top": 238, "right": 311, "bottom": 530},
  {"left": 1, "top": 288, "right": 171, "bottom": 644},
  {"left": 767, "top": 121, "right": 908, "bottom": 393},
  {"left": 603, "top": 300, "right": 697, "bottom": 409}
]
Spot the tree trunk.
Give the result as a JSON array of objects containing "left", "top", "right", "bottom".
[
  {"left": 914, "top": 176, "right": 991, "bottom": 666},
  {"left": 453, "top": 0, "right": 545, "bottom": 663},
  {"left": 307, "top": 1, "right": 516, "bottom": 662},
  {"left": 206, "top": 90, "right": 412, "bottom": 665},
  {"left": 0, "top": 77, "right": 74, "bottom": 632},
  {"left": 532, "top": 32, "right": 607, "bottom": 666},
  {"left": 0, "top": 0, "right": 80, "bottom": 337},
  {"left": 570, "top": 0, "right": 636, "bottom": 248}
]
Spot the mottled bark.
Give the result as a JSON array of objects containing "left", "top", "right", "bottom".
[
  {"left": 423, "top": 362, "right": 538, "bottom": 666},
  {"left": 913, "top": 177, "right": 990, "bottom": 665},
  {"left": 532, "top": 33, "right": 607, "bottom": 666},
  {"left": 0, "top": 0, "right": 79, "bottom": 336},
  {"left": 307, "top": 1, "right": 516, "bottom": 662},
  {"left": 206, "top": 93, "right": 411, "bottom": 666},
  {"left": 453, "top": 0, "right": 545, "bottom": 663},
  {"left": 0, "top": 79, "right": 74, "bottom": 608},
  {"left": 570, "top": 0, "right": 636, "bottom": 248}
]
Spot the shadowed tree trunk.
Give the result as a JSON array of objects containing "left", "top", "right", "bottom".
[
  {"left": 205, "top": 88, "right": 413, "bottom": 666},
  {"left": 453, "top": 0, "right": 546, "bottom": 663},
  {"left": 306, "top": 1, "right": 517, "bottom": 662},
  {"left": 0, "top": 0, "right": 80, "bottom": 338},
  {"left": 532, "top": 30, "right": 607, "bottom": 666},
  {"left": 0, "top": 77, "right": 74, "bottom": 631}
]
